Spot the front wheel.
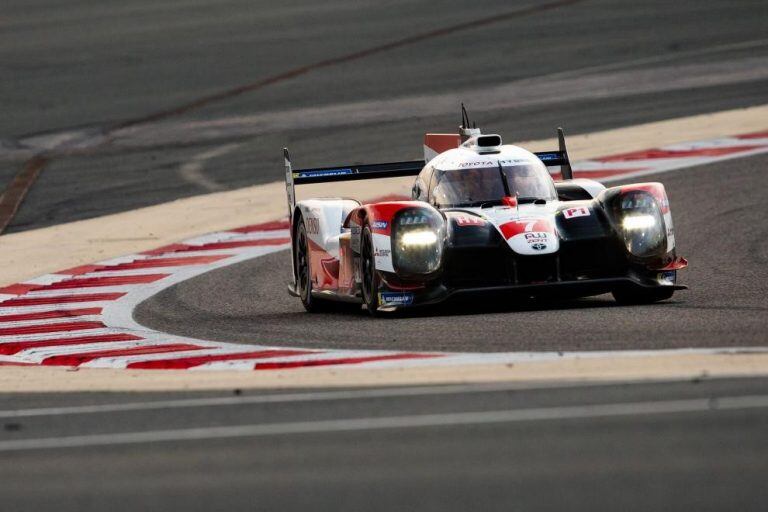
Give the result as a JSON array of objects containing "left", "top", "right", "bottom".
[
  {"left": 359, "top": 226, "right": 381, "bottom": 316},
  {"left": 612, "top": 287, "right": 674, "bottom": 305}
]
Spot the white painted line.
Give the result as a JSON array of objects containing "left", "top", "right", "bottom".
[
  {"left": 227, "top": 230, "right": 291, "bottom": 241},
  {"left": 24, "top": 286, "right": 154, "bottom": 297},
  {"left": 80, "top": 347, "right": 256, "bottom": 369},
  {"left": 189, "top": 350, "right": 418, "bottom": 371},
  {"left": 0, "top": 328, "right": 114, "bottom": 343},
  {"left": 178, "top": 232, "right": 242, "bottom": 246},
  {"left": 0, "top": 315, "right": 103, "bottom": 328},
  {"left": 0, "top": 394, "right": 766, "bottom": 452},
  {"left": 0, "top": 302, "right": 118, "bottom": 315},
  {"left": 19, "top": 274, "right": 72, "bottom": 286},
  {"left": 93, "top": 255, "right": 149, "bottom": 266},
  {"left": 0, "top": 382, "right": 593, "bottom": 418},
  {"left": 77, "top": 268, "right": 217, "bottom": 278},
  {"left": 16, "top": 341, "right": 154, "bottom": 362}
]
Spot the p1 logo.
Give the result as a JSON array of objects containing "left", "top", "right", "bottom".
[
  {"left": 454, "top": 215, "right": 486, "bottom": 227},
  {"left": 563, "top": 207, "right": 590, "bottom": 219}
]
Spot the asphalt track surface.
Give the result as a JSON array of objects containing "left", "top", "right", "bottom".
[
  {"left": 2, "top": 0, "right": 768, "bottom": 231},
  {"left": 135, "top": 153, "right": 768, "bottom": 352},
  {"left": 1, "top": 378, "right": 767, "bottom": 511}
]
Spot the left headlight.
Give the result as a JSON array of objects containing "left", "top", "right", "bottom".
[
  {"left": 391, "top": 208, "right": 444, "bottom": 275},
  {"left": 618, "top": 191, "right": 665, "bottom": 257}
]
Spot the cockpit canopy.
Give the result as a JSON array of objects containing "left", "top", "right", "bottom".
[{"left": 426, "top": 161, "right": 556, "bottom": 208}]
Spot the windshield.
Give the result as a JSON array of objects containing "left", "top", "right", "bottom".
[
  {"left": 502, "top": 163, "right": 556, "bottom": 201},
  {"left": 430, "top": 163, "right": 556, "bottom": 207}
]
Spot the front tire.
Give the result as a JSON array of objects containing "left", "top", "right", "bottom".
[
  {"left": 612, "top": 286, "right": 674, "bottom": 305},
  {"left": 360, "top": 226, "right": 381, "bottom": 316}
]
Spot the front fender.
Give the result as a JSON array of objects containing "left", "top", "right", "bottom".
[
  {"left": 598, "top": 182, "right": 677, "bottom": 266},
  {"left": 345, "top": 201, "right": 443, "bottom": 274}
]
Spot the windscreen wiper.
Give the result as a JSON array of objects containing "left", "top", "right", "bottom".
[{"left": 517, "top": 197, "right": 548, "bottom": 204}]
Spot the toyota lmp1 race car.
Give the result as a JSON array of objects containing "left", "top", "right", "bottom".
[{"left": 284, "top": 108, "right": 687, "bottom": 315}]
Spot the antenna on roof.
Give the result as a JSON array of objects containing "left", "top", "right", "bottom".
[{"left": 459, "top": 103, "right": 481, "bottom": 141}]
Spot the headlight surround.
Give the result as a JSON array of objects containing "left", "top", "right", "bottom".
[
  {"left": 618, "top": 191, "right": 665, "bottom": 257},
  {"left": 391, "top": 208, "right": 444, "bottom": 275}
]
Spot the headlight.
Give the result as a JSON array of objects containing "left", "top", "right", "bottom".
[
  {"left": 401, "top": 230, "right": 438, "bottom": 246},
  {"left": 391, "top": 208, "right": 444, "bottom": 274},
  {"left": 622, "top": 214, "right": 657, "bottom": 230},
  {"left": 618, "top": 191, "right": 665, "bottom": 257}
]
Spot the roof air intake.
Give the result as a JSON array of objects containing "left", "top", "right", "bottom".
[
  {"left": 462, "top": 134, "right": 502, "bottom": 153},
  {"left": 477, "top": 135, "right": 501, "bottom": 148}
]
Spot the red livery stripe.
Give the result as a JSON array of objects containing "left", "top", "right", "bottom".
[
  {"left": 0, "top": 333, "right": 142, "bottom": 356},
  {"left": 0, "top": 308, "right": 102, "bottom": 323},
  {"left": 126, "top": 349, "right": 316, "bottom": 370},
  {"left": 424, "top": 133, "right": 461, "bottom": 155},
  {"left": 363, "top": 202, "right": 427, "bottom": 236},
  {"left": 0, "top": 293, "right": 125, "bottom": 307},
  {"left": 253, "top": 353, "right": 438, "bottom": 370},
  {"left": 499, "top": 219, "right": 554, "bottom": 239},
  {"left": 0, "top": 321, "right": 104, "bottom": 336},
  {"left": 41, "top": 343, "right": 205, "bottom": 367}
]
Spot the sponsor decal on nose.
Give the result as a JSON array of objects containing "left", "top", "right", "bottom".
[
  {"left": 372, "top": 220, "right": 388, "bottom": 230},
  {"left": 563, "top": 207, "right": 590, "bottom": 219}
]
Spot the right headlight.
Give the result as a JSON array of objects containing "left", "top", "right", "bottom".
[
  {"left": 391, "top": 208, "right": 444, "bottom": 275},
  {"left": 618, "top": 191, "right": 665, "bottom": 257}
]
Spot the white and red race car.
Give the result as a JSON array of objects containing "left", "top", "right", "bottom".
[{"left": 284, "top": 109, "right": 687, "bottom": 314}]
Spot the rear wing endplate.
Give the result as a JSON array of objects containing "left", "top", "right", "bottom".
[{"left": 533, "top": 128, "right": 573, "bottom": 180}]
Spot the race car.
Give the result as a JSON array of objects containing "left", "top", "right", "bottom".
[{"left": 284, "top": 108, "right": 687, "bottom": 314}]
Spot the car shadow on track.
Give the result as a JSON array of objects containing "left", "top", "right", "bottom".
[{"left": 307, "top": 294, "right": 684, "bottom": 320}]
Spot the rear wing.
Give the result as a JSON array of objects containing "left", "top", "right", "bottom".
[
  {"left": 283, "top": 127, "right": 573, "bottom": 216},
  {"left": 283, "top": 148, "right": 423, "bottom": 215}
]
